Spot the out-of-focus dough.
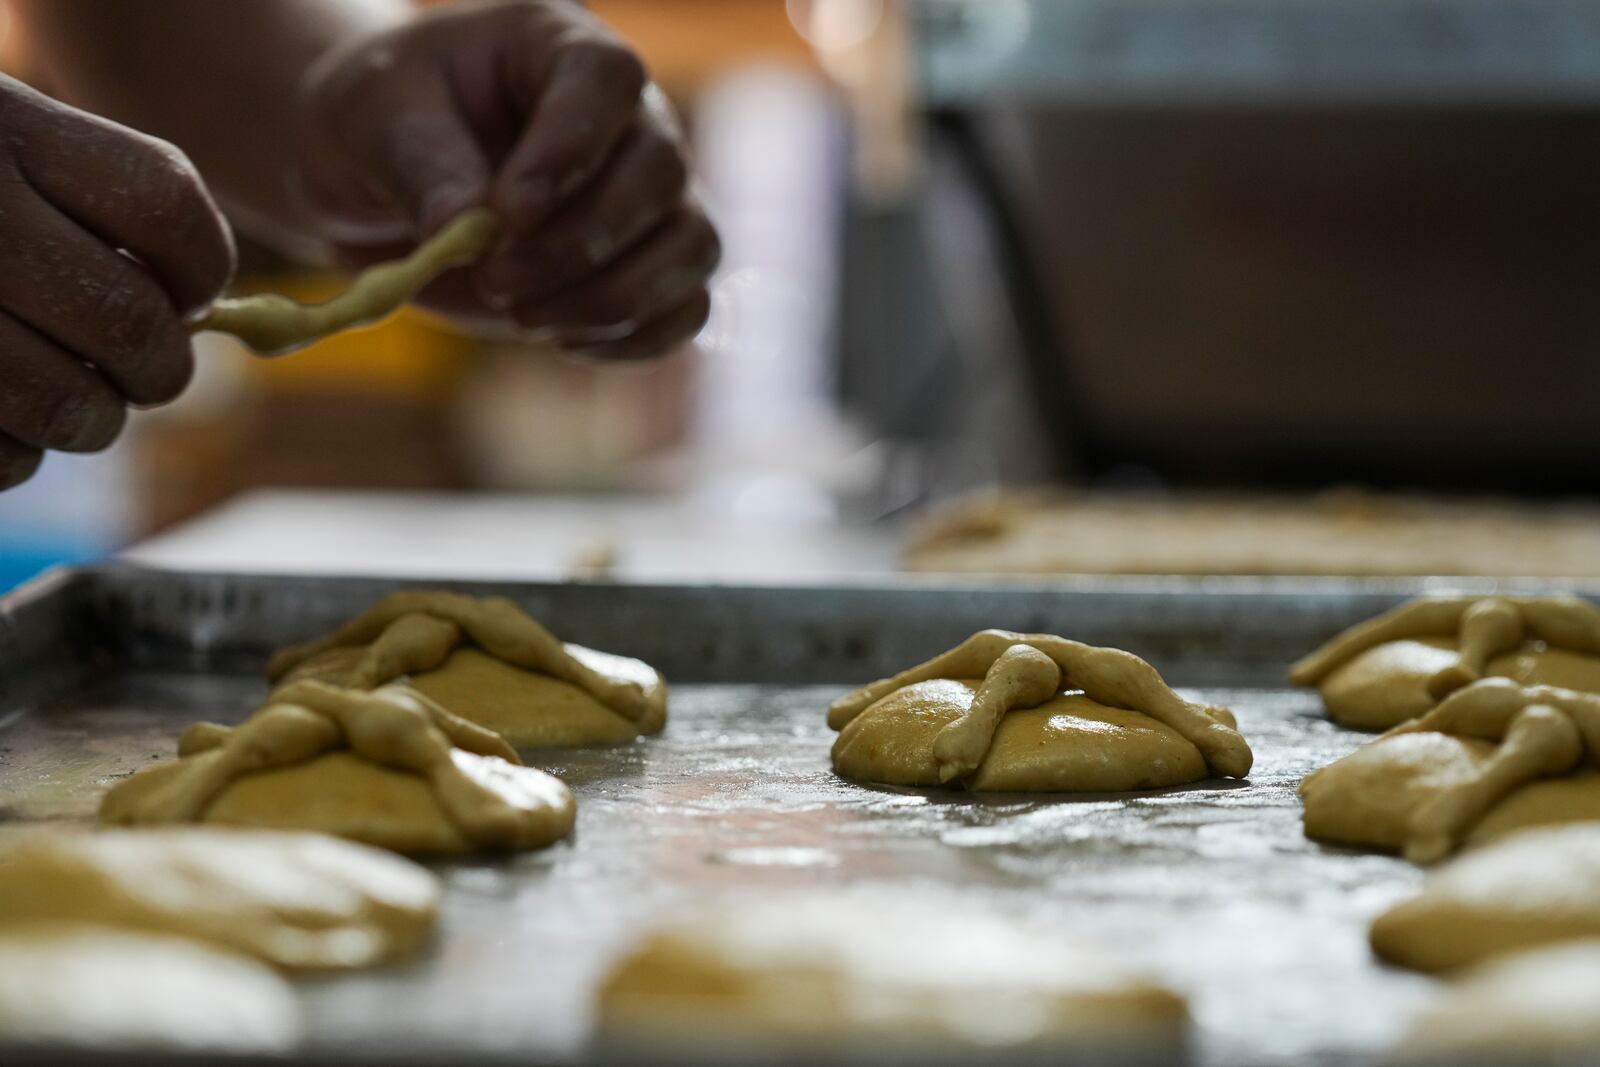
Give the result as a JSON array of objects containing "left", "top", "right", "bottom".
[
  {"left": 1292, "top": 595, "right": 1600, "bottom": 730},
  {"left": 597, "top": 897, "right": 1189, "bottom": 1054},
  {"left": 268, "top": 591, "right": 667, "bottom": 747},
  {"left": 1370, "top": 825, "right": 1600, "bottom": 973},
  {"left": 903, "top": 490, "right": 1600, "bottom": 578},
  {"left": 0, "top": 830, "right": 437, "bottom": 970},
  {"left": 100, "top": 682, "right": 577, "bottom": 854},
  {"left": 829, "top": 630, "right": 1248, "bottom": 792},
  {"left": 1396, "top": 940, "right": 1600, "bottom": 1059},
  {"left": 1465, "top": 772, "right": 1600, "bottom": 847},
  {"left": 1301, "top": 678, "right": 1600, "bottom": 862},
  {"left": 0, "top": 923, "right": 301, "bottom": 1052}
]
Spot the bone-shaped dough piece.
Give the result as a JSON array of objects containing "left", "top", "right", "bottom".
[
  {"left": 1379, "top": 677, "right": 1597, "bottom": 862},
  {"left": 830, "top": 629, "right": 1252, "bottom": 779},
  {"left": 266, "top": 591, "right": 666, "bottom": 732},
  {"left": 1289, "top": 595, "right": 1600, "bottom": 694},
  {"left": 194, "top": 209, "right": 499, "bottom": 355},
  {"left": 932, "top": 644, "right": 1060, "bottom": 783}
]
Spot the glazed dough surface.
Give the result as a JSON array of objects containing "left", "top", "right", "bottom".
[
  {"left": 1300, "top": 732, "right": 1497, "bottom": 850},
  {"left": 1397, "top": 940, "right": 1600, "bottom": 1057},
  {"left": 408, "top": 648, "right": 639, "bottom": 747},
  {"left": 0, "top": 923, "right": 301, "bottom": 1052},
  {"left": 828, "top": 630, "right": 1248, "bottom": 792},
  {"left": 0, "top": 830, "right": 438, "bottom": 970},
  {"left": 100, "top": 682, "right": 577, "bottom": 854},
  {"left": 598, "top": 897, "right": 1188, "bottom": 1052},
  {"left": 832, "top": 681, "right": 1208, "bottom": 793},
  {"left": 1318, "top": 638, "right": 1461, "bottom": 731},
  {"left": 269, "top": 592, "right": 667, "bottom": 747},
  {"left": 1370, "top": 825, "right": 1600, "bottom": 973}
]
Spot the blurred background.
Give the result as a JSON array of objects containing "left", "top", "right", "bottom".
[{"left": 5, "top": 0, "right": 1600, "bottom": 589}]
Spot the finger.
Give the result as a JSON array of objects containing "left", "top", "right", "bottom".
[
  {"left": 0, "top": 197, "right": 194, "bottom": 405},
  {"left": 477, "top": 120, "right": 689, "bottom": 306},
  {"left": 563, "top": 290, "right": 711, "bottom": 363},
  {"left": 23, "top": 118, "right": 234, "bottom": 317},
  {"left": 363, "top": 77, "right": 495, "bottom": 235},
  {"left": 0, "top": 312, "right": 125, "bottom": 452},
  {"left": 0, "top": 431, "right": 44, "bottom": 491},
  {"left": 511, "top": 207, "right": 720, "bottom": 335},
  {"left": 491, "top": 33, "right": 647, "bottom": 232}
]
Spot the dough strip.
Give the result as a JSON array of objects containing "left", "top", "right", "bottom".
[{"left": 193, "top": 209, "right": 500, "bottom": 356}]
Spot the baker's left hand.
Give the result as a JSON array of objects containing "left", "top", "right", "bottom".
[{"left": 294, "top": 0, "right": 718, "bottom": 360}]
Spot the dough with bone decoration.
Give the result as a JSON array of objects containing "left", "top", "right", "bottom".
[
  {"left": 0, "top": 829, "right": 437, "bottom": 970},
  {"left": 1291, "top": 595, "right": 1600, "bottom": 730},
  {"left": 828, "top": 630, "right": 1250, "bottom": 791},
  {"left": 100, "top": 681, "right": 576, "bottom": 854},
  {"left": 1369, "top": 824, "right": 1600, "bottom": 973},
  {"left": 1301, "top": 677, "right": 1600, "bottom": 862},
  {"left": 267, "top": 591, "right": 667, "bottom": 748}
]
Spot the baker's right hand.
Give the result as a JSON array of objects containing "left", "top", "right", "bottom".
[{"left": 0, "top": 74, "right": 234, "bottom": 490}]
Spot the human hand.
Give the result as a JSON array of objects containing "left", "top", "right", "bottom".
[
  {"left": 295, "top": 0, "right": 719, "bottom": 362},
  {"left": 0, "top": 74, "right": 235, "bottom": 489}
]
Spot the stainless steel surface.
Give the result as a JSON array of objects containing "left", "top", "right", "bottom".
[{"left": 1, "top": 566, "right": 1581, "bottom": 1066}]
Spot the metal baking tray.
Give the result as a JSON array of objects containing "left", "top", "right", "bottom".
[{"left": 0, "top": 564, "right": 1576, "bottom": 1067}]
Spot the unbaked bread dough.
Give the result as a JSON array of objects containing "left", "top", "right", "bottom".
[
  {"left": 1301, "top": 677, "right": 1600, "bottom": 862},
  {"left": 829, "top": 630, "right": 1250, "bottom": 791},
  {"left": 1292, "top": 595, "right": 1600, "bottom": 729},
  {"left": 0, "top": 829, "right": 437, "bottom": 970},
  {"left": 101, "top": 681, "right": 577, "bottom": 854},
  {"left": 597, "top": 897, "right": 1188, "bottom": 1053},
  {"left": 268, "top": 591, "right": 667, "bottom": 748},
  {"left": 196, "top": 208, "right": 498, "bottom": 355},
  {"left": 0, "top": 923, "right": 301, "bottom": 1052},
  {"left": 1370, "top": 825, "right": 1600, "bottom": 973},
  {"left": 1395, "top": 940, "right": 1600, "bottom": 1058}
]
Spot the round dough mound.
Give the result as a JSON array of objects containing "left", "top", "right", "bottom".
[
  {"left": 832, "top": 680, "right": 1207, "bottom": 793},
  {"left": 1318, "top": 638, "right": 1459, "bottom": 731},
  {"left": 1397, "top": 940, "right": 1600, "bottom": 1058},
  {"left": 0, "top": 829, "right": 438, "bottom": 970},
  {"left": 598, "top": 896, "right": 1187, "bottom": 1054},
  {"left": 1300, "top": 732, "right": 1496, "bottom": 851},
  {"left": 1318, "top": 639, "right": 1600, "bottom": 731},
  {"left": 408, "top": 647, "right": 640, "bottom": 747},
  {"left": 0, "top": 923, "right": 301, "bottom": 1052},
  {"left": 1370, "top": 825, "right": 1600, "bottom": 973}
]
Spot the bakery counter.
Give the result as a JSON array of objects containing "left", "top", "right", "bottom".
[{"left": 125, "top": 490, "right": 903, "bottom": 585}]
